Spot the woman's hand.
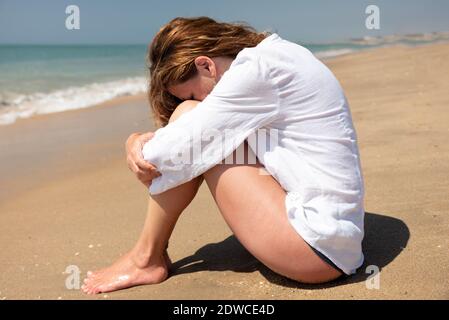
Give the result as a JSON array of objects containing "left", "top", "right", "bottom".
[{"left": 125, "top": 132, "right": 161, "bottom": 187}]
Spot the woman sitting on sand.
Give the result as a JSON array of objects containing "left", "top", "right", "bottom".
[{"left": 82, "top": 17, "right": 365, "bottom": 294}]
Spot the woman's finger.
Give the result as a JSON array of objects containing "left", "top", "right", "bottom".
[
  {"left": 139, "top": 132, "right": 155, "bottom": 144},
  {"left": 135, "top": 157, "right": 155, "bottom": 171},
  {"left": 136, "top": 170, "right": 149, "bottom": 180},
  {"left": 136, "top": 169, "right": 160, "bottom": 182},
  {"left": 141, "top": 177, "right": 154, "bottom": 188},
  {"left": 127, "top": 157, "right": 140, "bottom": 174}
]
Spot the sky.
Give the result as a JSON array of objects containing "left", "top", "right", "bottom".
[{"left": 0, "top": 0, "right": 448, "bottom": 44}]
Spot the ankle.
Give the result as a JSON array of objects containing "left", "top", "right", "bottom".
[{"left": 131, "top": 246, "right": 165, "bottom": 268}]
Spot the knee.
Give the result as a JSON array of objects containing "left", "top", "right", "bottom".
[{"left": 169, "top": 100, "right": 200, "bottom": 123}]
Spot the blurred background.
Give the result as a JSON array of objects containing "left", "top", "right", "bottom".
[{"left": 1, "top": 0, "right": 448, "bottom": 125}]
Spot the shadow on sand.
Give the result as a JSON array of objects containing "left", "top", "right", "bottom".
[{"left": 171, "top": 212, "right": 410, "bottom": 289}]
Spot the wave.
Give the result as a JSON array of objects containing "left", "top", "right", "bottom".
[
  {"left": 309, "top": 31, "right": 449, "bottom": 60},
  {"left": 348, "top": 31, "right": 449, "bottom": 46},
  {"left": 0, "top": 77, "right": 147, "bottom": 125},
  {"left": 314, "top": 48, "right": 356, "bottom": 59}
]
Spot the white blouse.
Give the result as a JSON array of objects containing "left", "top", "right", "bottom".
[{"left": 142, "top": 33, "right": 365, "bottom": 275}]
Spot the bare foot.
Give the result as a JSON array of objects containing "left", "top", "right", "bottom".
[{"left": 82, "top": 250, "right": 170, "bottom": 295}]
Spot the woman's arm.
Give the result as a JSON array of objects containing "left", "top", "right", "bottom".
[{"left": 143, "top": 53, "right": 280, "bottom": 194}]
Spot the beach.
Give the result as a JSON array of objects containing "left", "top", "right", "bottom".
[{"left": 0, "top": 42, "right": 448, "bottom": 299}]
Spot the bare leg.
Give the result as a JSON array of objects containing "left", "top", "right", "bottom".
[
  {"left": 203, "top": 151, "right": 343, "bottom": 283},
  {"left": 82, "top": 101, "right": 202, "bottom": 294},
  {"left": 82, "top": 176, "right": 203, "bottom": 294}
]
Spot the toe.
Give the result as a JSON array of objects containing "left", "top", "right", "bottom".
[
  {"left": 86, "top": 285, "right": 96, "bottom": 295},
  {"left": 81, "top": 284, "right": 90, "bottom": 294},
  {"left": 90, "top": 285, "right": 102, "bottom": 295},
  {"left": 84, "top": 277, "right": 100, "bottom": 294},
  {"left": 87, "top": 270, "right": 102, "bottom": 278},
  {"left": 83, "top": 277, "right": 94, "bottom": 286}
]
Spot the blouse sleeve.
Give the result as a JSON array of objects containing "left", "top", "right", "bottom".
[{"left": 142, "top": 51, "right": 280, "bottom": 194}]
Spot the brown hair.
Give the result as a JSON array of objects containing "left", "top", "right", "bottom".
[{"left": 147, "top": 16, "right": 269, "bottom": 127}]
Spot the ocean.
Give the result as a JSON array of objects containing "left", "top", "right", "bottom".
[{"left": 1, "top": 32, "right": 448, "bottom": 125}]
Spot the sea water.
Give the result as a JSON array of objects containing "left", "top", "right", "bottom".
[
  {"left": 0, "top": 44, "right": 147, "bottom": 125},
  {"left": 1, "top": 32, "right": 447, "bottom": 125}
]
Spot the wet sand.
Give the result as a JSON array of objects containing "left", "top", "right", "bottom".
[{"left": 0, "top": 43, "right": 448, "bottom": 299}]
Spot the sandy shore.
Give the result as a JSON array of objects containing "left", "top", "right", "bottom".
[{"left": 0, "top": 43, "right": 448, "bottom": 300}]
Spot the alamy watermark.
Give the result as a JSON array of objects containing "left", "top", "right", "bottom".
[
  {"left": 144, "top": 127, "right": 279, "bottom": 172},
  {"left": 365, "top": 5, "right": 380, "bottom": 30},
  {"left": 365, "top": 265, "right": 381, "bottom": 290},
  {"left": 65, "top": 5, "right": 80, "bottom": 30},
  {"left": 64, "top": 265, "right": 81, "bottom": 290}
]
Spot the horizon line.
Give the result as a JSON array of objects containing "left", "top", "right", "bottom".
[{"left": 1, "top": 30, "right": 448, "bottom": 47}]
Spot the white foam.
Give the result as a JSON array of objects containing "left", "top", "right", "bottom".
[
  {"left": 0, "top": 77, "right": 147, "bottom": 125},
  {"left": 349, "top": 31, "right": 449, "bottom": 45},
  {"left": 314, "top": 48, "right": 355, "bottom": 59}
]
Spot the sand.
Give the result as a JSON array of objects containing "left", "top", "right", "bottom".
[{"left": 0, "top": 43, "right": 448, "bottom": 300}]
